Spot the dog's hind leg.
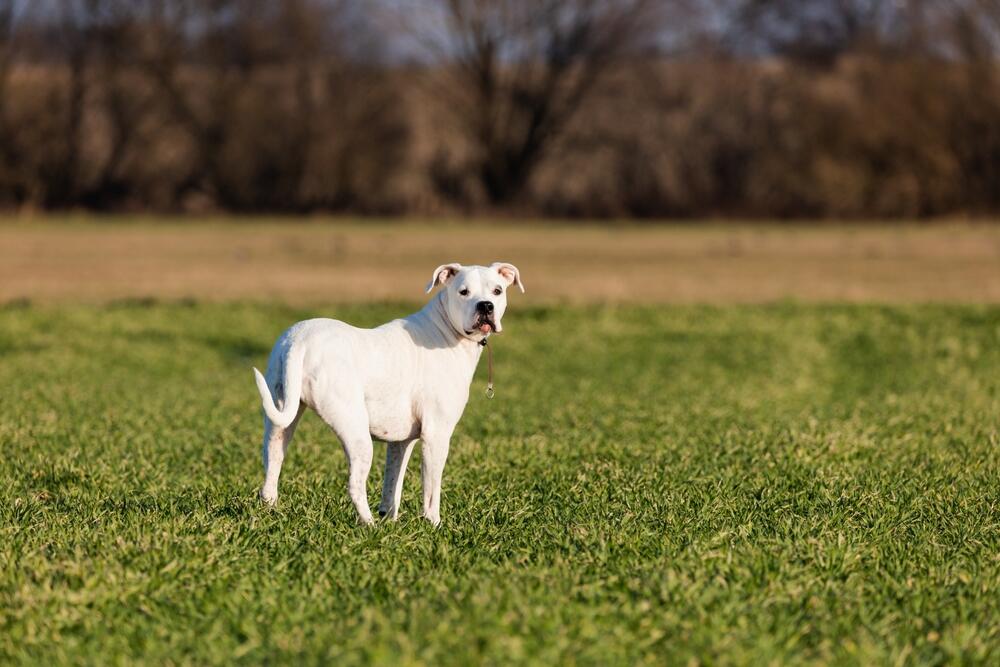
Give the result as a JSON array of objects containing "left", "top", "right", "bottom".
[
  {"left": 260, "top": 406, "right": 304, "bottom": 505},
  {"left": 379, "top": 439, "right": 417, "bottom": 520}
]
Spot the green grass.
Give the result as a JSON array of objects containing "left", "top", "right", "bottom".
[{"left": 2, "top": 301, "right": 999, "bottom": 665}]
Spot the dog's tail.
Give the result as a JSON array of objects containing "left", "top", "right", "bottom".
[{"left": 252, "top": 346, "right": 305, "bottom": 428}]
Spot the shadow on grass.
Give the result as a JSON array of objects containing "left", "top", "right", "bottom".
[
  {"left": 197, "top": 335, "right": 271, "bottom": 361},
  {"left": 119, "top": 328, "right": 271, "bottom": 361},
  {"left": 98, "top": 489, "right": 259, "bottom": 521}
]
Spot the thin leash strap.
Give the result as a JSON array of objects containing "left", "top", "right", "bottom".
[{"left": 480, "top": 337, "right": 494, "bottom": 398}]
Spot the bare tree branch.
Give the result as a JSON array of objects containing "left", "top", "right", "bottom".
[{"left": 399, "top": 0, "right": 669, "bottom": 205}]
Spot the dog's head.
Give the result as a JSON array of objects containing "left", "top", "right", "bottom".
[{"left": 426, "top": 262, "right": 524, "bottom": 341}]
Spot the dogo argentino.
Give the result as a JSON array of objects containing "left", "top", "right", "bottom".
[{"left": 252, "top": 262, "right": 524, "bottom": 525}]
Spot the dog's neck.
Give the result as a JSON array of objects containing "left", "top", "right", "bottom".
[
  {"left": 430, "top": 291, "right": 483, "bottom": 349},
  {"left": 409, "top": 292, "right": 484, "bottom": 358}
]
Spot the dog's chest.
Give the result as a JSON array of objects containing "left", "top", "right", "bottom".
[{"left": 364, "top": 385, "right": 420, "bottom": 442}]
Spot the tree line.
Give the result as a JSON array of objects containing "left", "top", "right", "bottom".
[{"left": 0, "top": 0, "right": 998, "bottom": 219}]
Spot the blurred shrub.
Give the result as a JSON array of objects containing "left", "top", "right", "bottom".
[
  {"left": 0, "top": 0, "right": 998, "bottom": 220},
  {"left": 0, "top": 0, "right": 409, "bottom": 214}
]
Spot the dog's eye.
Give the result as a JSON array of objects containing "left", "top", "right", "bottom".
[
  {"left": 493, "top": 287, "right": 503, "bottom": 296},
  {"left": 458, "top": 288, "right": 470, "bottom": 296}
]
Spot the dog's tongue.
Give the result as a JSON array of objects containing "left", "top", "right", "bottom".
[{"left": 478, "top": 323, "right": 492, "bottom": 334}]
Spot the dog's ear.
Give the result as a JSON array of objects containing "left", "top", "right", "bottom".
[
  {"left": 491, "top": 262, "right": 525, "bottom": 293},
  {"left": 426, "top": 263, "right": 463, "bottom": 293}
]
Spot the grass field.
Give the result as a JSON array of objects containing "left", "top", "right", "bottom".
[{"left": 2, "top": 299, "right": 999, "bottom": 664}]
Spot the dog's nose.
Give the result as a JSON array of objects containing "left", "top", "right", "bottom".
[{"left": 476, "top": 300, "right": 494, "bottom": 315}]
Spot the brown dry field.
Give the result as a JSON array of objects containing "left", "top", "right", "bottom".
[{"left": 2, "top": 218, "right": 999, "bottom": 304}]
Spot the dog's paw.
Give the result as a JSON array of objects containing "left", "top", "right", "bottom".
[{"left": 259, "top": 489, "right": 278, "bottom": 506}]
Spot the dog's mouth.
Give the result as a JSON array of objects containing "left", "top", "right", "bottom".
[{"left": 466, "top": 315, "right": 496, "bottom": 336}]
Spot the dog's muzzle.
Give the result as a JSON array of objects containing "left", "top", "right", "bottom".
[{"left": 470, "top": 300, "right": 496, "bottom": 334}]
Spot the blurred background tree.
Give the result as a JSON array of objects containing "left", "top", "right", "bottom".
[
  {"left": 0, "top": 0, "right": 997, "bottom": 219},
  {"left": 397, "top": 0, "right": 668, "bottom": 208}
]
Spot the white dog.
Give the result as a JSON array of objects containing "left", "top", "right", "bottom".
[{"left": 252, "top": 262, "right": 524, "bottom": 525}]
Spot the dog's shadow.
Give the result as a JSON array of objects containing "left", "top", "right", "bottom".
[{"left": 98, "top": 488, "right": 258, "bottom": 522}]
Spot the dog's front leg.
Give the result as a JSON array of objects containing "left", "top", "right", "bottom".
[
  {"left": 420, "top": 427, "right": 453, "bottom": 526},
  {"left": 341, "top": 434, "right": 375, "bottom": 525},
  {"left": 379, "top": 438, "right": 417, "bottom": 520}
]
